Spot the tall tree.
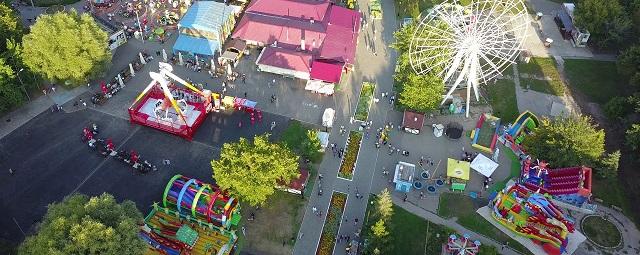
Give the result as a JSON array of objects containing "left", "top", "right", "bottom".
[
  {"left": 0, "top": 3, "right": 22, "bottom": 51},
  {"left": 19, "top": 193, "right": 146, "bottom": 255},
  {"left": 375, "top": 188, "right": 393, "bottom": 220},
  {"left": 523, "top": 116, "right": 605, "bottom": 168},
  {"left": 22, "top": 11, "right": 111, "bottom": 86},
  {"left": 0, "top": 57, "right": 23, "bottom": 112},
  {"left": 398, "top": 73, "right": 444, "bottom": 112},
  {"left": 617, "top": 45, "right": 640, "bottom": 88},
  {"left": 211, "top": 134, "right": 300, "bottom": 206},
  {"left": 574, "top": 0, "right": 630, "bottom": 48}
]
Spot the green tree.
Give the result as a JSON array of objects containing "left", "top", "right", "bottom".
[
  {"left": 22, "top": 11, "right": 111, "bottom": 86},
  {"left": 398, "top": 73, "right": 444, "bottom": 112},
  {"left": 523, "top": 116, "right": 605, "bottom": 168},
  {"left": 375, "top": 189, "right": 393, "bottom": 220},
  {"left": 626, "top": 124, "right": 640, "bottom": 150},
  {"left": 302, "top": 129, "right": 322, "bottom": 161},
  {"left": 211, "top": 134, "right": 300, "bottom": 206},
  {"left": 595, "top": 151, "right": 620, "bottom": 179},
  {"left": 19, "top": 193, "right": 145, "bottom": 255},
  {"left": 0, "top": 57, "right": 23, "bottom": 112},
  {"left": 574, "top": 0, "right": 630, "bottom": 48},
  {"left": 371, "top": 219, "right": 389, "bottom": 238},
  {"left": 604, "top": 96, "right": 632, "bottom": 120},
  {"left": 0, "top": 3, "right": 22, "bottom": 51},
  {"left": 617, "top": 45, "right": 640, "bottom": 88}
]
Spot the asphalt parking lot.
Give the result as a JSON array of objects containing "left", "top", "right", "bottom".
[{"left": 0, "top": 106, "right": 290, "bottom": 243}]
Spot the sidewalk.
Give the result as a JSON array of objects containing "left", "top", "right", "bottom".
[{"left": 0, "top": 85, "right": 87, "bottom": 139}]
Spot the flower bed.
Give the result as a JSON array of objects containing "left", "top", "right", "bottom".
[
  {"left": 338, "top": 131, "right": 362, "bottom": 180},
  {"left": 316, "top": 192, "right": 347, "bottom": 255},
  {"left": 354, "top": 82, "right": 376, "bottom": 121}
]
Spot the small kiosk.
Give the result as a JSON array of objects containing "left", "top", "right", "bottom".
[
  {"left": 402, "top": 111, "right": 425, "bottom": 134},
  {"left": 393, "top": 161, "right": 416, "bottom": 192},
  {"left": 447, "top": 158, "right": 470, "bottom": 191}
]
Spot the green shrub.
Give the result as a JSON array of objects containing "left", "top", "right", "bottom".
[{"left": 603, "top": 96, "right": 631, "bottom": 120}]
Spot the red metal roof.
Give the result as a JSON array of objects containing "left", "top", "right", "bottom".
[
  {"left": 232, "top": 1, "right": 360, "bottom": 65},
  {"left": 257, "top": 47, "right": 313, "bottom": 73},
  {"left": 310, "top": 60, "right": 343, "bottom": 83},
  {"left": 403, "top": 111, "right": 425, "bottom": 130},
  {"left": 277, "top": 168, "right": 310, "bottom": 192},
  {"left": 246, "top": 0, "right": 331, "bottom": 21},
  {"left": 232, "top": 12, "right": 326, "bottom": 49}
]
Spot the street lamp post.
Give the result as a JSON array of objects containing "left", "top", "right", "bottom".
[{"left": 16, "top": 68, "right": 30, "bottom": 101}]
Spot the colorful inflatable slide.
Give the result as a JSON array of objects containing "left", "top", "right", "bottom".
[
  {"left": 521, "top": 160, "right": 593, "bottom": 207},
  {"left": 490, "top": 184, "right": 574, "bottom": 255}
]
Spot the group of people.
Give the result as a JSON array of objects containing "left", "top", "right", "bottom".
[
  {"left": 461, "top": 151, "right": 478, "bottom": 162},
  {"left": 330, "top": 143, "right": 344, "bottom": 158}
]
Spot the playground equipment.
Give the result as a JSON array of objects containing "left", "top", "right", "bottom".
[
  {"left": 490, "top": 184, "right": 575, "bottom": 255},
  {"left": 163, "top": 175, "right": 241, "bottom": 230},
  {"left": 139, "top": 204, "right": 238, "bottom": 255},
  {"left": 470, "top": 113, "right": 501, "bottom": 153},
  {"left": 445, "top": 234, "right": 481, "bottom": 255},
  {"left": 129, "top": 62, "right": 220, "bottom": 140},
  {"left": 521, "top": 159, "right": 593, "bottom": 208},
  {"left": 447, "top": 158, "right": 470, "bottom": 191},
  {"left": 500, "top": 111, "right": 539, "bottom": 154}
]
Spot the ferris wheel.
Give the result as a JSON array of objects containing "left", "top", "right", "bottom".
[{"left": 409, "top": 0, "right": 528, "bottom": 117}]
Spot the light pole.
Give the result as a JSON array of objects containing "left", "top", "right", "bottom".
[{"left": 16, "top": 68, "right": 30, "bottom": 101}]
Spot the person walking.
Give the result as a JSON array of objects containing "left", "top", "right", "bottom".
[
  {"left": 270, "top": 121, "right": 276, "bottom": 130},
  {"left": 312, "top": 206, "right": 317, "bottom": 214},
  {"left": 9, "top": 168, "right": 14, "bottom": 175}
]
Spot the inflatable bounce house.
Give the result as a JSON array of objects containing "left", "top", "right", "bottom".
[
  {"left": 140, "top": 204, "right": 238, "bottom": 255},
  {"left": 521, "top": 159, "right": 594, "bottom": 209},
  {"left": 163, "top": 175, "right": 241, "bottom": 230},
  {"left": 499, "top": 111, "right": 539, "bottom": 155},
  {"left": 490, "top": 184, "right": 575, "bottom": 255},
  {"left": 470, "top": 113, "right": 501, "bottom": 153},
  {"left": 139, "top": 175, "right": 241, "bottom": 255}
]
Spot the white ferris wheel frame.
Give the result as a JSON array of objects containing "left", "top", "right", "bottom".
[{"left": 409, "top": 0, "right": 529, "bottom": 117}]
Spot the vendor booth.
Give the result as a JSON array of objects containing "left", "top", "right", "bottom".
[
  {"left": 447, "top": 158, "right": 470, "bottom": 191},
  {"left": 394, "top": 161, "right": 416, "bottom": 192},
  {"left": 402, "top": 111, "right": 425, "bottom": 134}
]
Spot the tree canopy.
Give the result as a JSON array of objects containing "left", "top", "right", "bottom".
[
  {"left": 617, "top": 45, "right": 640, "bottom": 88},
  {"left": 0, "top": 3, "right": 22, "bottom": 51},
  {"left": 19, "top": 193, "right": 146, "bottom": 255},
  {"left": 574, "top": 0, "right": 631, "bottom": 48},
  {"left": 22, "top": 11, "right": 111, "bottom": 85},
  {"left": 398, "top": 72, "right": 444, "bottom": 112},
  {"left": 0, "top": 57, "right": 23, "bottom": 112},
  {"left": 211, "top": 134, "right": 300, "bottom": 206},
  {"left": 523, "top": 116, "right": 605, "bottom": 168}
]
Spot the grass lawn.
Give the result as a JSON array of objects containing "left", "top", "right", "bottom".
[
  {"left": 518, "top": 58, "right": 565, "bottom": 96},
  {"left": 438, "top": 193, "right": 532, "bottom": 255},
  {"left": 486, "top": 78, "right": 519, "bottom": 123},
  {"left": 239, "top": 191, "right": 305, "bottom": 254},
  {"left": 592, "top": 178, "right": 633, "bottom": 219},
  {"left": 33, "top": 0, "right": 78, "bottom": 7},
  {"left": 581, "top": 216, "right": 621, "bottom": 248},
  {"left": 355, "top": 82, "right": 375, "bottom": 121},
  {"left": 563, "top": 59, "right": 625, "bottom": 104},
  {"left": 363, "top": 195, "right": 453, "bottom": 254},
  {"left": 488, "top": 147, "right": 521, "bottom": 193},
  {"left": 281, "top": 120, "right": 323, "bottom": 163}
]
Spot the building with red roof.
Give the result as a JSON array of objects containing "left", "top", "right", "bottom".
[
  {"left": 256, "top": 47, "right": 313, "bottom": 80},
  {"left": 233, "top": 0, "right": 360, "bottom": 84}
]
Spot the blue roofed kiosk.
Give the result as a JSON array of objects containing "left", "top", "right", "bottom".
[{"left": 173, "top": 1, "right": 240, "bottom": 60}]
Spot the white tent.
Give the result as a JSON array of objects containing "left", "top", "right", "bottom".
[
  {"left": 470, "top": 153, "right": 499, "bottom": 177},
  {"left": 305, "top": 80, "right": 335, "bottom": 95},
  {"left": 322, "top": 108, "right": 335, "bottom": 128}
]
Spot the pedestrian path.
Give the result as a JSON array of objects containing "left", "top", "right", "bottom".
[{"left": 391, "top": 195, "right": 524, "bottom": 255}]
